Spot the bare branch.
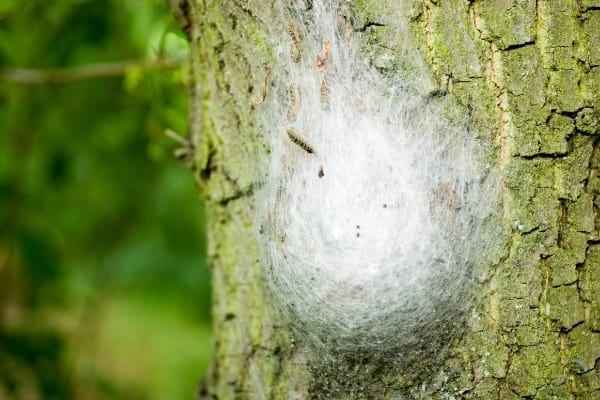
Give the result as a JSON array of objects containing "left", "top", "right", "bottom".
[{"left": 0, "top": 58, "right": 185, "bottom": 85}]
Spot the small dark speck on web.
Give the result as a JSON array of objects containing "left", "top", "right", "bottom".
[
  {"left": 224, "top": 313, "right": 236, "bottom": 321},
  {"left": 383, "top": 203, "right": 388, "bottom": 208},
  {"left": 318, "top": 166, "right": 325, "bottom": 178}
]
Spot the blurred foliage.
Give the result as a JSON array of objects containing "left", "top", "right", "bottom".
[{"left": 0, "top": 1, "right": 211, "bottom": 399}]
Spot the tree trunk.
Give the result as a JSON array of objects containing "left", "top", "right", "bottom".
[{"left": 186, "top": 0, "right": 600, "bottom": 398}]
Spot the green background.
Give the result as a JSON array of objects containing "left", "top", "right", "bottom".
[{"left": 0, "top": 0, "right": 212, "bottom": 398}]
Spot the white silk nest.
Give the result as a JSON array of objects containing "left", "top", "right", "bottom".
[{"left": 257, "top": 0, "right": 499, "bottom": 359}]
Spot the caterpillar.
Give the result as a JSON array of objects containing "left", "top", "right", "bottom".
[{"left": 286, "top": 128, "right": 315, "bottom": 154}]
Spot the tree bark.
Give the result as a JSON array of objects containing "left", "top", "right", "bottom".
[{"left": 187, "top": 0, "right": 600, "bottom": 398}]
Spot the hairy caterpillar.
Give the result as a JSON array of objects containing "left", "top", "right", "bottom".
[
  {"left": 287, "top": 23, "right": 303, "bottom": 63},
  {"left": 286, "top": 128, "right": 315, "bottom": 154},
  {"left": 287, "top": 83, "right": 300, "bottom": 122}
]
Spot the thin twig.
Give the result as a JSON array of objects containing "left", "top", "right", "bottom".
[
  {"left": 0, "top": 58, "right": 185, "bottom": 85},
  {"left": 164, "top": 128, "right": 191, "bottom": 146},
  {"left": 164, "top": 128, "right": 195, "bottom": 167}
]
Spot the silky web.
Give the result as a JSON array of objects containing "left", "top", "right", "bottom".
[{"left": 256, "top": 0, "right": 499, "bottom": 361}]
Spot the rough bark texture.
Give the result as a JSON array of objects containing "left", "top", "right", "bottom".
[{"left": 187, "top": 0, "right": 600, "bottom": 398}]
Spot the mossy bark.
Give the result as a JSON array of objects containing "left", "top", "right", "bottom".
[{"left": 186, "top": 0, "right": 600, "bottom": 398}]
